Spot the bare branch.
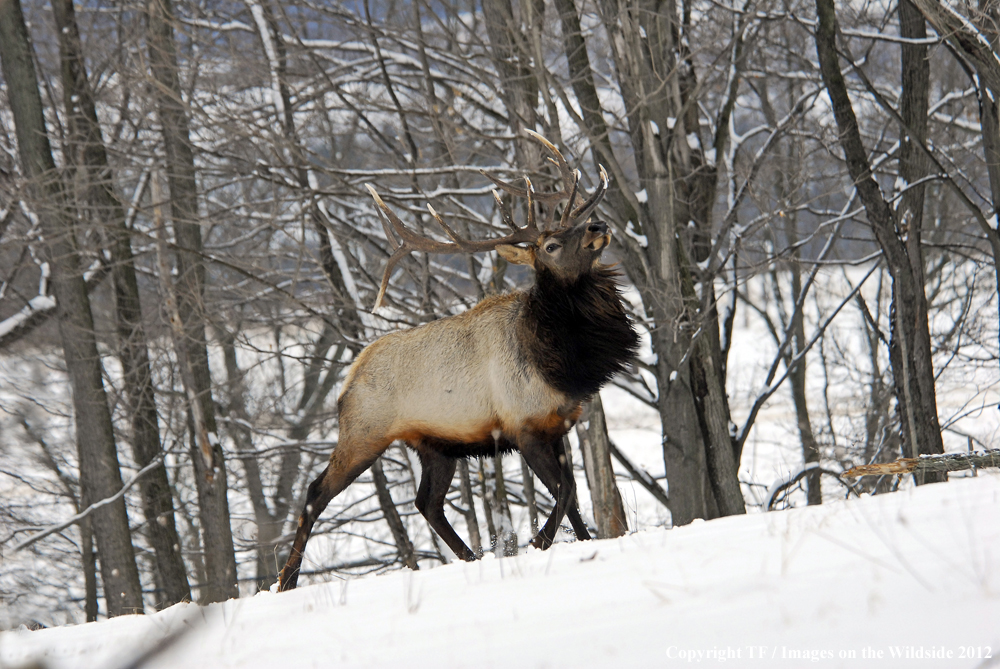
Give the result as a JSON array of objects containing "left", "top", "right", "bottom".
[{"left": 13, "top": 456, "right": 165, "bottom": 552}]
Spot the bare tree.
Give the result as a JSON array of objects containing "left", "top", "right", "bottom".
[
  {"left": 51, "top": 0, "right": 191, "bottom": 606},
  {"left": 908, "top": 0, "right": 1000, "bottom": 320},
  {"left": 145, "top": 0, "right": 237, "bottom": 601},
  {"left": 0, "top": 0, "right": 143, "bottom": 616},
  {"left": 576, "top": 397, "right": 627, "bottom": 536},
  {"left": 814, "top": 0, "right": 946, "bottom": 479}
]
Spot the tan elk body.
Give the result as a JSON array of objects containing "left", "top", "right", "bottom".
[
  {"left": 278, "top": 133, "right": 638, "bottom": 591},
  {"left": 339, "top": 293, "right": 574, "bottom": 451}
]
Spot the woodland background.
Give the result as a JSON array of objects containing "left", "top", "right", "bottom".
[{"left": 0, "top": 0, "right": 997, "bottom": 627}]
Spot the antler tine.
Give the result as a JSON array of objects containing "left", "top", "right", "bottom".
[
  {"left": 524, "top": 129, "right": 578, "bottom": 200},
  {"left": 366, "top": 185, "right": 457, "bottom": 254},
  {"left": 366, "top": 183, "right": 539, "bottom": 311},
  {"left": 426, "top": 204, "right": 464, "bottom": 245},
  {"left": 492, "top": 190, "right": 519, "bottom": 232},
  {"left": 367, "top": 184, "right": 459, "bottom": 312},
  {"left": 375, "top": 203, "right": 398, "bottom": 250},
  {"left": 557, "top": 170, "right": 581, "bottom": 229},
  {"left": 524, "top": 176, "right": 537, "bottom": 232},
  {"left": 479, "top": 170, "right": 567, "bottom": 204},
  {"left": 371, "top": 236, "right": 411, "bottom": 312},
  {"left": 480, "top": 132, "right": 587, "bottom": 212},
  {"left": 569, "top": 165, "right": 609, "bottom": 223}
]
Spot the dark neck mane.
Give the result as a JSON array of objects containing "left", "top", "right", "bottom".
[{"left": 520, "top": 266, "right": 639, "bottom": 400}]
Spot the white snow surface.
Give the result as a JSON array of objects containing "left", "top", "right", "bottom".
[{"left": 2, "top": 473, "right": 998, "bottom": 668}]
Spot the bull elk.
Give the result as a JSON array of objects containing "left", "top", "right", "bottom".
[{"left": 278, "top": 132, "right": 638, "bottom": 591}]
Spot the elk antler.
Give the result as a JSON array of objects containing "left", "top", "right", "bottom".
[
  {"left": 365, "top": 132, "right": 610, "bottom": 311},
  {"left": 366, "top": 183, "right": 541, "bottom": 311},
  {"left": 479, "top": 129, "right": 609, "bottom": 230}
]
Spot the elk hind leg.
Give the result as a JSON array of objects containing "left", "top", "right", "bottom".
[
  {"left": 278, "top": 444, "right": 383, "bottom": 592},
  {"left": 414, "top": 444, "right": 478, "bottom": 561}
]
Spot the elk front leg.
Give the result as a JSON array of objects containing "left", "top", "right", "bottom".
[{"left": 519, "top": 434, "right": 591, "bottom": 549}]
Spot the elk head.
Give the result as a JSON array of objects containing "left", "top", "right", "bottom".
[{"left": 366, "top": 130, "right": 610, "bottom": 309}]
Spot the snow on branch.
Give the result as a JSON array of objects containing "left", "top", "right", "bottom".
[
  {"left": 0, "top": 167, "right": 148, "bottom": 349},
  {"left": 0, "top": 212, "right": 59, "bottom": 347},
  {"left": 842, "top": 449, "right": 1000, "bottom": 479},
  {"left": 12, "top": 455, "right": 165, "bottom": 552},
  {"left": 0, "top": 294, "right": 57, "bottom": 342}
]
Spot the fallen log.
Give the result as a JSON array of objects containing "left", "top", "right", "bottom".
[{"left": 843, "top": 449, "right": 1000, "bottom": 478}]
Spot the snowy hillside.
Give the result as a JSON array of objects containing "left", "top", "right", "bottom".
[{"left": 2, "top": 473, "right": 998, "bottom": 669}]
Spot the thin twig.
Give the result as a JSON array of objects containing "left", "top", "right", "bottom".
[{"left": 13, "top": 456, "right": 165, "bottom": 552}]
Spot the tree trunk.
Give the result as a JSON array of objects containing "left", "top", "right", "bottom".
[
  {"left": 146, "top": 0, "right": 238, "bottom": 602},
  {"left": 857, "top": 282, "right": 899, "bottom": 494},
  {"left": 898, "top": 0, "right": 945, "bottom": 484},
  {"left": 486, "top": 0, "right": 741, "bottom": 524},
  {"left": 786, "top": 221, "right": 822, "bottom": 505},
  {"left": 689, "top": 332, "right": 746, "bottom": 516},
  {"left": 559, "top": 0, "right": 715, "bottom": 525},
  {"left": 218, "top": 327, "right": 277, "bottom": 587},
  {"left": 677, "top": 238, "right": 745, "bottom": 516},
  {"left": 492, "top": 455, "right": 518, "bottom": 556},
  {"left": 590, "top": 0, "right": 739, "bottom": 522},
  {"left": 228, "top": 323, "right": 343, "bottom": 591},
  {"left": 908, "top": 0, "right": 1000, "bottom": 352},
  {"left": 814, "top": 0, "right": 945, "bottom": 480},
  {"left": 519, "top": 455, "right": 539, "bottom": 535},
  {"left": 52, "top": 0, "right": 191, "bottom": 606},
  {"left": 457, "top": 459, "right": 483, "bottom": 556},
  {"left": 79, "top": 515, "right": 99, "bottom": 621},
  {"left": 371, "top": 458, "right": 419, "bottom": 569},
  {"left": 792, "top": 275, "right": 819, "bottom": 496},
  {"left": 0, "top": 0, "right": 144, "bottom": 616},
  {"left": 222, "top": 323, "right": 343, "bottom": 589},
  {"left": 973, "top": 89, "right": 1000, "bottom": 337},
  {"left": 222, "top": 322, "right": 342, "bottom": 588},
  {"left": 477, "top": 458, "right": 498, "bottom": 550},
  {"left": 481, "top": 0, "right": 542, "bottom": 167},
  {"left": 576, "top": 396, "right": 627, "bottom": 538}
]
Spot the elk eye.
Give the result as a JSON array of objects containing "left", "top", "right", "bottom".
[{"left": 545, "top": 243, "right": 560, "bottom": 253}]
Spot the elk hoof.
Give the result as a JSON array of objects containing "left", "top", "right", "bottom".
[{"left": 530, "top": 535, "right": 552, "bottom": 550}]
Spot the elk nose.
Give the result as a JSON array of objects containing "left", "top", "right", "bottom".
[{"left": 587, "top": 221, "right": 607, "bottom": 234}]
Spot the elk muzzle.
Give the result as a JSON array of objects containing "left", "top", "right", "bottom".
[{"left": 582, "top": 221, "right": 611, "bottom": 251}]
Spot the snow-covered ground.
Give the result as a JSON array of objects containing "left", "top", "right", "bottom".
[{"left": 2, "top": 472, "right": 997, "bottom": 669}]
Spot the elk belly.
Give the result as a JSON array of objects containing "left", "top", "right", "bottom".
[{"left": 389, "top": 369, "right": 500, "bottom": 444}]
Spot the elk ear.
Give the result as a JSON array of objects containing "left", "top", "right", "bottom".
[{"left": 496, "top": 244, "right": 535, "bottom": 266}]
